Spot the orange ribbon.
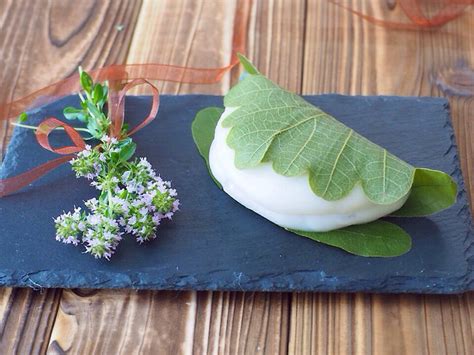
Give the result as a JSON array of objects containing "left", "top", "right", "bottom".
[
  {"left": 0, "top": 0, "right": 252, "bottom": 197},
  {"left": 330, "top": 0, "right": 472, "bottom": 30},
  {"left": 0, "top": 80, "right": 160, "bottom": 197}
]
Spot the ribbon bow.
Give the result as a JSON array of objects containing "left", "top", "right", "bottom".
[{"left": 0, "top": 79, "right": 160, "bottom": 197}]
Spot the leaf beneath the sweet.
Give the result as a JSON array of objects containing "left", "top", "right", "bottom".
[
  {"left": 289, "top": 221, "right": 412, "bottom": 257},
  {"left": 393, "top": 168, "right": 457, "bottom": 217},
  {"left": 191, "top": 107, "right": 224, "bottom": 189}
]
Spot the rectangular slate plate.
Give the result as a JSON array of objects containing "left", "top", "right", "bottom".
[{"left": 0, "top": 95, "right": 473, "bottom": 293}]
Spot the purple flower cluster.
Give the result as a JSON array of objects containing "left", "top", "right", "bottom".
[{"left": 54, "top": 137, "right": 179, "bottom": 260}]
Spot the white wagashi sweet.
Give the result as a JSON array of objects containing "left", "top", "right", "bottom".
[{"left": 209, "top": 107, "right": 409, "bottom": 232}]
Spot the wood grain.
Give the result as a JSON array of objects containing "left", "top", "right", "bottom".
[
  {"left": 126, "top": 0, "right": 237, "bottom": 95},
  {"left": 0, "top": 1, "right": 473, "bottom": 354},
  {"left": 289, "top": 1, "right": 474, "bottom": 354},
  {"left": 46, "top": 0, "right": 305, "bottom": 353},
  {"left": 0, "top": 0, "right": 142, "bottom": 353},
  {"left": 48, "top": 290, "right": 290, "bottom": 355},
  {"left": 0, "top": 288, "right": 60, "bottom": 354}
]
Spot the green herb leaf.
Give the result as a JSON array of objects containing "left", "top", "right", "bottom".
[
  {"left": 392, "top": 168, "right": 457, "bottom": 217},
  {"left": 99, "top": 84, "right": 108, "bottom": 109},
  {"left": 18, "top": 112, "right": 28, "bottom": 123},
  {"left": 118, "top": 139, "right": 137, "bottom": 162},
  {"left": 63, "top": 107, "right": 86, "bottom": 122},
  {"left": 79, "top": 68, "right": 93, "bottom": 93},
  {"left": 92, "top": 84, "right": 104, "bottom": 105},
  {"left": 289, "top": 221, "right": 412, "bottom": 257},
  {"left": 86, "top": 101, "right": 100, "bottom": 117},
  {"left": 223, "top": 63, "right": 415, "bottom": 205},
  {"left": 86, "top": 119, "right": 101, "bottom": 138},
  {"left": 191, "top": 107, "right": 224, "bottom": 188}
]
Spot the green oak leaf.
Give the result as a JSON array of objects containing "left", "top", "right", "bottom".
[
  {"left": 289, "top": 221, "right": 411, "bottom": 257},
  {"left": 191, "top": 106, "right": 412, "bottom": 257},
  {"left": 237, "top": 53, "right": 260, "bottom": 75},
  {"left": 392, "top": 168, "right": 457, "bottom": 217},
  {"left": 223, "top": 64, "right": 415, "bottom": 205},
  {"left": 190, "top": 57, "right": 456, "bottom": 257},
  {"left": 191, "top": 107, "right": 224, "bottom": 189}
]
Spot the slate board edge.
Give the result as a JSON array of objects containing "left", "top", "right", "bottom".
[
  {"left": 0, "top": 268, "right": 472, "bottom": 293},
  {"left": 1, "top": 94, "right": 473, "bottom": 294},
  {"left": 440, "top": 99, "right": 474, "bottom": 292}
]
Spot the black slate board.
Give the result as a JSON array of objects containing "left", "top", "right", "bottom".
[{"left": 0, "top": 95, "right": 473, "bottom": 293}]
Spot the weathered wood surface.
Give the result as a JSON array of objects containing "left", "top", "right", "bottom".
[{"left": 0, "top": 0, "right": 473, "bottom": 354}]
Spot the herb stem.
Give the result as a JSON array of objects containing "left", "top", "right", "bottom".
[{"left": 11, "top": 122, "right": 90, "bottom": 133}]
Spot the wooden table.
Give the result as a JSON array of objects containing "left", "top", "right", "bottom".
[{"left": 0, "top": 1, "right": 473, "bottom": 354}]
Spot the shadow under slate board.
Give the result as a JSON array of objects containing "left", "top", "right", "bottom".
[{"left": 0, "top": 95, "right": 472, "bottom": 293}]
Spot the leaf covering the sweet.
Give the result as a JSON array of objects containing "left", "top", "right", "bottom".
[
  {"left": 237, "top": 53, "right": 260, "bottom": 75},
  {"left": 289, "top": 221, "right": 411, "bottom": 257},
  {"left": 392, "top": 168, "right": 457, "bottom": 217},
  {"left": 191, "top": 106, "right": 412, "bottom": 257},
  {"left": 222, "top": 72, "right": 415, "bottom": 205},
  {"left": 191, "top": 107, "right": 224, "bottom": 188}
]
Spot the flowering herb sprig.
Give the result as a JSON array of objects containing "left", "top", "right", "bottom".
[{"left": 17, "top": 69, "right": 179, "bottom": 260}]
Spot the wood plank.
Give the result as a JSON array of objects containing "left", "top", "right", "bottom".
[
  {"left": 48, "top": 290, "right": 198, "bottom": 354},
  {"left": 0, "top": 289, "right": 60, "bottom": 354},
  {"left": 0, "top": 0, "right": 142, "bottom": 353},
  {"left": 48, "top": 290, "right": 290, "bottom": 354},
  {"left": 126, "top": 0, "right": 237, "bottom": 95},
  {"left": 47, "top": 0, "right": 305, "bottom": 353},
  {"left": 290, "top": 1, "right": 474, "bottom": 354}
]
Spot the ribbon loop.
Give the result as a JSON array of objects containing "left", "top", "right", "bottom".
[
  {"left": 109, "top": 79, "right": 160, "bottom": 138},
  {"left": 0, "top": 118, "right": 86, "bottom": 197},
  {"left": 35, "top": 118, "right": 86, "bottom": 154}
]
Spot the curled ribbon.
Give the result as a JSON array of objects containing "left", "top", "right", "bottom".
[
  {"left": 330, "top": 0, "right": 472, "bottom": 30},
  {"left": 0, "top": 0, "right": 252, "bottom": 197},
  {"left": 0, "top": 81, "right": 160, "bottom": 197},
  {"left": 0, "top": 118, "right": 88, "bottom": 197}
]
